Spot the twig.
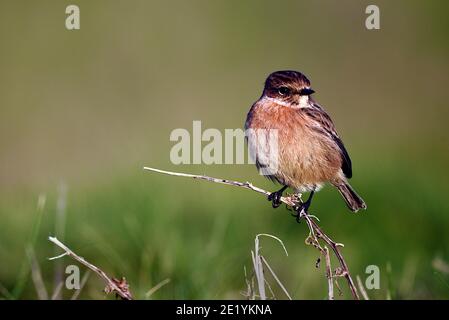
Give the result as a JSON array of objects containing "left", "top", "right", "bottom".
[
  {"left": 143, "top": 167, "right": 272, "bottom": 198},
  {"left": 143, "top": 166, "right": 360, "bottom": 300},
  {"left": 324, "top": 246, "right": 334, "bottom": 300},
  {"left": 300, "top": 208, "right": 359, "bottom": 300},
  {"left": 48, "top": 236, "right": 132, "bottom": 300}
]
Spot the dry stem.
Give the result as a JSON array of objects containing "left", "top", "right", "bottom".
[
  {"left": 324, "top": 246, "right": 334, "bottom": 300},
  {"left": 48, "top": 236, "right": 132, "bottom": 300},
  {"left": 143, "top": 166, "right": 360, "bottom": 300}
]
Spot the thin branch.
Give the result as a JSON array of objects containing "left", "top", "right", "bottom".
[
  {"left": 143, "top": 166, "right": 360, "bottom": 300},
  {"left": 299, "top": 208, "right": 359, "bottom": 299},
  {"left": 324, "top": 246, "right": 334, "bottom": 300},
  {"left": 48, "top": 236, "right": 132, "bottom": 300},
  {"left": 49, "top": 252, "right": 68, "bottom": 260},
  {"left": 143, "top": 167, "right": 272, "bottom": 197}
]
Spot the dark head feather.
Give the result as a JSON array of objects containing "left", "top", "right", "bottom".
[{"left": 262, "top": 71, "right": 313, "bottom": 103}]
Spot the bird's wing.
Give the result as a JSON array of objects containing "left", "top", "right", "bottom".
[{"left": 302, "top": 102, "right": 353, "bottom": 179}]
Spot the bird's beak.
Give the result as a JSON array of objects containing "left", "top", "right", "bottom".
[{"left": 299, "top": 88, "right": 315, "bottom": 96}]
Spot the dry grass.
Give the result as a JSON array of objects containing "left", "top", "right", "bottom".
[{"left": 243, "top": 233, "right": 291, "bottom": 300}]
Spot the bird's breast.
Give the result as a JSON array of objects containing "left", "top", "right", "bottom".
[{"left": 246, "top": 102, "right": 342, "bottom": 189}]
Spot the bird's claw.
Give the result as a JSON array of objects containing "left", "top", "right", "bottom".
[
  {"left": 268, "top": 191, "right": 282, "bottom": 208},
  {"left": 292, "top": 202, "right": 310, "bottom": 223}
]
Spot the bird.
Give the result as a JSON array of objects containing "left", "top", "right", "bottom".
[{"left": 245, "top": 70, "right": 366, "bottom": 214}]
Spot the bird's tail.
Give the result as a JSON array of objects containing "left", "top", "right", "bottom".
[{"left": 336, "top": 182, "right": 367, "bottom": 213}]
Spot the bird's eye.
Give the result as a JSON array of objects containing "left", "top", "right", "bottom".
[{"left": 278, "top": 87, "right": 290, "bottom": 96}]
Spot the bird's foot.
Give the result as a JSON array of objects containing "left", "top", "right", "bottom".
[
  {"left": 268, "top": 186, "right": 288, "bottom": 208},
  {"left": 268, "top": 190, "right": 284, "bottom": 208},
  {"left": 291, "top": 201, "right": 311, "bottom": 223}
]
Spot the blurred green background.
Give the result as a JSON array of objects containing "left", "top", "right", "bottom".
[{"left": 1, "top": 0, "right": 448, "bottom": 300}]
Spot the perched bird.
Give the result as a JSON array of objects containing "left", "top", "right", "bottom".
[{"left": 245, "top": 70, "right": 366, "bottom": 213}]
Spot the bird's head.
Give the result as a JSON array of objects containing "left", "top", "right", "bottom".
[{"left": 262, "top": 70, "right": 315, "bottom": 108}]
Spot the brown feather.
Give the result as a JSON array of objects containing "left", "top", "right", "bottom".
[
  {"left": 245, "top": 99, "right": 343, "bottom": 191},
  {"left": 245, "top": 70, "right": 366, "bottom": 212}
]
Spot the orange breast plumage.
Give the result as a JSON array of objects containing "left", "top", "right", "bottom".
[{"left": 245, "top": 99, "right": 343, "bottom": 191}]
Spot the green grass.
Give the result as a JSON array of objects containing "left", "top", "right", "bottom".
[{"left": 0, "top": 158, "right": 448, "bottom": 300}]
